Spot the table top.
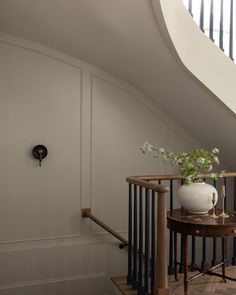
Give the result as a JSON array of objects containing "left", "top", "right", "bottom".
[{"left": 167, "top": 208, "right": 236, "bottom": 237}]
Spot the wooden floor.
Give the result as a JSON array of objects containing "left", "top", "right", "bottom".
[{"left": 112, "top": 266, "right": 236, "bottom": 295}]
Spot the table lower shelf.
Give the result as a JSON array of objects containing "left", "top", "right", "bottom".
[{"left": 175, "top": 262, "right": 236, "bottom": 283}]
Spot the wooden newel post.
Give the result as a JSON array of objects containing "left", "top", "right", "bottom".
[{"left": 154, "top": 192, "right": 170, "bottom": 295}]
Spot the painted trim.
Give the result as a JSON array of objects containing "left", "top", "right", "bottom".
[
  {"left": 0, "top": 32, "right": 202, "bottom": 244},
  {"left": 0, "top": 32, "right": 202, "bottom": 147},
  {"left": 0, "top": 235, "right": 119, "bottom": 253},
  {"left": 0, "top": 272, "right": 106, "bottom": 290}
]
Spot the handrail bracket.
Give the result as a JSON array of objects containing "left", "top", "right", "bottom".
[{"left": 82, "top": 208, "right": 91, "bottom": 218}]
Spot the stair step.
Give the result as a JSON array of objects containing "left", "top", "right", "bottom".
[
  {"left": 111, "top": 277, "right": 137, "bottom": 295},
  {"left": 112, "top": 266, "right": 236, "bottom": 295}
]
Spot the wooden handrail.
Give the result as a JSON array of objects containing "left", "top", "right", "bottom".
[
  {"left": 125, "top": 172, "right": 236, "bottom": 294},
  {"left": 81, "top": 208, "right": 128, "bottom": 248},
  {"left": 126, "top": 176, "right": 169, "bottom": 193},
  {"left": 126, "top": 176, "right": 170, "bottom": 294},
  {"left": 127, "top": 172, "right": 236, "bottom": 182}
]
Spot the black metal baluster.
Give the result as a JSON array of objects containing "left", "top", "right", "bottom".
[
  {"left": 144, "top": 188, "right": 150, "bottom": 294},
  {"left": 232, "top": 177, "right": 236, "bottom": 265},
  {"left": 168, "top": 180, "right": 174, "bottom": 275},
  {"left": 219, "top": 0, "right": 224, "bottom": 51},
  {"left": 222, "top": 238, "right": 227, "bottom": 282},
  {"left": 132, "top": 185, "right": 138, "bottom": 289},
  {"left": 127, "top": 183, "right": 133, "bottom": 284},
  {"left": 151, "top": 190, "right": 155, "bottom": 294},
  {"left": 138, "top": 186, "right": 143, "bottom": 290},
  {"left": 212, "top": 179, "right": 218, "bottom": 266},
  {"left": 190, "top": 236, "right": 196, "bottom": 271},
  {"left": 200, "top": 0, "right": 204, "bottom": 32},
  {"left": 188, "top": 0, "right": 193, "bottom": 16},
  {"left": 209, "top": 0, "right": 214, "bottom": 41},
  {"left": 229, "top": 0, "right": 234, "bottom": 60},
  {"left": 201, "top": 237, "right": 208, "bottom": 268},
  {"left": 179, "top": 179, "right": 184, "bottom": 273}
]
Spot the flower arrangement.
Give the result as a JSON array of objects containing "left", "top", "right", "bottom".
[{"left": 141, "top": 142, "right": 224, "bottom": 184}]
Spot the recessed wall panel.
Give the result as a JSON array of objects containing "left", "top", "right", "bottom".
[
  {"left": 91, "top": 76, "right": 166, "bottom": 232},
  {"left": 0, "top": 43, "right": 81, "bottom": 242}
]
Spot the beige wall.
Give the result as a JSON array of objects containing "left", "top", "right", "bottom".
[{"left": 0, "top": 34, "right": 200, "bottom": 295}]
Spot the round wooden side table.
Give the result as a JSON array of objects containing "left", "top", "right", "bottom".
[{"left": 167, "top": 208, "right": 236, "bottom": 295}]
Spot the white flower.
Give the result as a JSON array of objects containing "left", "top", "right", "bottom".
[
  {"left": 197, "top": 158, "right": 205, "bottom": 164},
  {"left": 208, "top": 165, "right": 213, "bottom": 171},
  {"left": 141, "top": 142, "right": 153, "bottom": 153},
  {"left": 146, "top": 144, "right": 153, "bottom": 152},
  {"left": 176, "top": 158, "right": 182, "bottom": 164},
  {"left": 173, "top": 156, "right": 178, "bottom": 164},
  {"left": 162, "top": 154, "right": 168, "bottom": 160},
  {"left": 187, "top": 163, "right": 194, "bottom": 168},
  {"left": 219, "top": 170, "right": 225, "bottom": 177},
  {"left": 213, "top": 156, "right": 219, "bottom": 165},
  {"left": 140, "top": 142, "right": 224, "bottom": 184},
  {"left": 186, "top": 175, "right": 193, "bottom": 184},
  {"left": 212, "top": 148, "right": 219, "bottom": 154},
  {"left": 159, "top": 148, "right": 165, "bottom": 154}
]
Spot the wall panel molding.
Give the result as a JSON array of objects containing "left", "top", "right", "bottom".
[
  {"left": 0, "top": 39, "right": 82, "bottom": 243},
  {"left": 91, "top": 75, "right": 168, "bottom": 126},
  {"left": 0, "top": 272, "right": 106, "bottom": 290},
  {"left": 0, "top": 235, "right": 118, "bottom": 254},
  {"left": 0, "top": 33, "right": 203, "bottom": 295},
  {"left": 90, "top": 74, "right": 167, "bottom": 234}
]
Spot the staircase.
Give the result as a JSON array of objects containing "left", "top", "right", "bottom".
[
  {"left": 112, "top": 173, "right": 236, "bottom": 295},
  {"left": 112, "top": 266, "right": 236, "bottom": 295},
  {"left": 151, "top": 0, "right": 236, "bottom": 171},
  {"left": 183, "top": 0, "right": 235, "bottom": 62}
]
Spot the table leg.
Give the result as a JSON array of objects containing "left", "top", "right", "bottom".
[
  {"left": 183, "top": 234, "right": 188, "bottom": 295},
  {"left": 174, "top": 231, "right": 178, "bottom": 281},
  {"left": 222, "top": 237, "right": 227, "bottom": 283}
]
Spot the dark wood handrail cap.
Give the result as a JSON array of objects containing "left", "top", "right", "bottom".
[
  {"left": 126, "top": 176, "right": 169, "bottom": 193},
  {"left": 127, "top": 172, "right": 236, "bottom": 182}
]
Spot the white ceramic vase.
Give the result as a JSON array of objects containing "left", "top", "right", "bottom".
[{"left": 177, "top": 182, "right": 218, "bottom": 214}]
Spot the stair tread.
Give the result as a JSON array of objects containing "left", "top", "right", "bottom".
[
  {"left": 112, "top": 266, "right": 236, "bottom": 295},
  {"left": 111, "top": 277, "right": 137, "bottom": 295}
]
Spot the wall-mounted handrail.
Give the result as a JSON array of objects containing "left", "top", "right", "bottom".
[
  {"left": 126, "top": 176, "right": 169, "bottom": 192},
  {"left": 81, "top": 208, "right": 128, "bottom": 248}
]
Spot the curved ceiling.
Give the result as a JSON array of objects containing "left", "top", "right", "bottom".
[{"left": 1, "top": 0, "right": 236, "bottom": 169}]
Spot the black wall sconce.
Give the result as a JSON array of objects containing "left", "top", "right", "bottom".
[{"left": 32, "top": 145, "right": 48, "bottom": 166}]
